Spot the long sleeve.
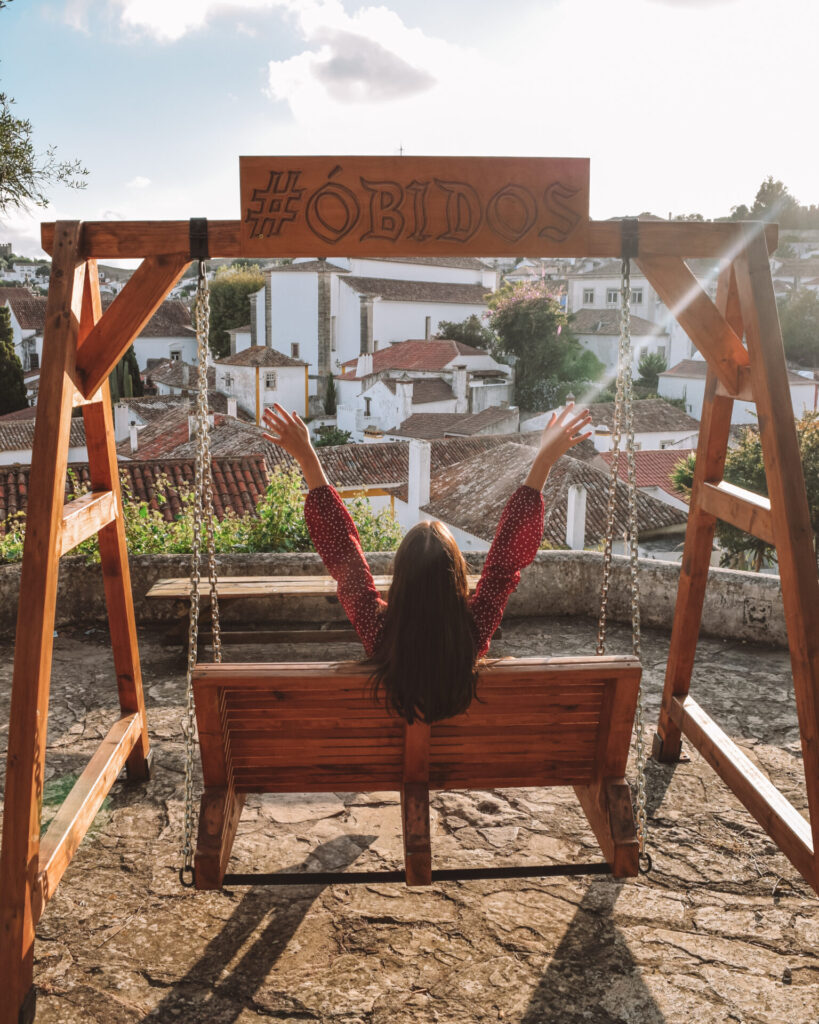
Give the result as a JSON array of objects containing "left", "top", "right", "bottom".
[
  {"left": 469, "top": 485, "right": 544, "bottom": 657},
  {"left": 304, "top": 485, "right": 385, "bottom": 655}
]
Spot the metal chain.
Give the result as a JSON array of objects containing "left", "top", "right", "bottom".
[
  {"left": 595, "top": 257, "right": 649, "bottom": 868},
  {"left": 180, "top": 262, "right": 222, "bottom": 885}
]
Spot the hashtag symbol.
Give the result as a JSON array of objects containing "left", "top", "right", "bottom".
[{"left": 244, "top": 170, "right": 305, "bottom": 237}]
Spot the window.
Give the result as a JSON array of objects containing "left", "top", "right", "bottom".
[
  {"left": 606, "top": 288, "right": 619, "bottom": 305},
  {"left": 656, "top": 345, "right": 667, "bottom": 361},
  {"left": 424, "top": 315, "right": 431, "bottom": 339},
  {"left": 265, "top": 371, "right": 278, "bottom": 389},
  {"left": 291, "top": 343, "right": 300, "bottom": 359},
  {"left": 631, "top": 288, "right": 643, "bottom": 304},
  {"left": 170, "top": 349, "right": 181, "bottom": 362},
  {"left": 27, "top": 352, "right": 39, "bottom": 371},
  {"left": 223, "top": 373, "right": 233, "bottom": 392},
  {"left": 659, "top": 439, "right": 675, "bottom": 450},
  {"left": 583, "top": 288, "right": 594, "bottom": 304},
  {"left": 363, "top": 396, "right": 372, "bottom": 416}
]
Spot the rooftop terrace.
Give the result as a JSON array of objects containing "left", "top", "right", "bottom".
[{"left": 1, "top": 615, "right": 816, "bottom": 1023}]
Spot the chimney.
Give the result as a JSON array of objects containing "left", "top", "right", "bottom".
[
  {"left": 396, "top": 374, "right": 413, "bottom": 425},
  {"left": 182, "top": 363, "right": 190, "bottom": 387},
  {"left": 359, "top": 295, "right": 374, "bottom": 355},
  {"left": 356, "top": 352, "right": 373, "bottom": 378},
  {"left": 452, "top": 364, "right": 468, "bottom": 414},
  {"left": 129, "top": 423, "right": 138, "bottom": 453},
  {"left": 114, "top": 401, "right": 130, "bottom": 443},
  {"left": 188, "top": 414, "right": 197, "bottom": 440},
  {"left": 227, "top": 396, "right": 237, "bottom": 418},
  {"left": 408, "top": 439, "right": 431, "bottom": 511},
  {"left": 565, "top": 483, "right": 587, "bottom": 550}
]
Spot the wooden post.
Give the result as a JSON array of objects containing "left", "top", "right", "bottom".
[
  {"left": 652, "top": 263, "right": 741, "bottom": 761},
  {"left": 79, "top": 262, "right": 151, "bottom": 780},
  {"left": 402, "top": 720, "right": 431, "bottom": 886},
  {"left": 735, "top": 227, "right": 819, "bottom": 877},
  {"left": 0, "top": 223, "right": 85, "bottom": 1024}
]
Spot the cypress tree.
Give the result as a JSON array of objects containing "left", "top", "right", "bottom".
[{"left": 0, "top": 305, "right": 28, "bottom": 414}]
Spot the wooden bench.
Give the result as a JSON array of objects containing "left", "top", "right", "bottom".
[
  {"left": 192, "top": 655, "right": 642, "bottom": 888},
  {"left": 148, "top": 575, "right": 483, "bottom": 646}
]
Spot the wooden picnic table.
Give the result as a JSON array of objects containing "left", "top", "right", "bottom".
[{"left": 147, "top": 575, "right": 483, "bottom": 646}]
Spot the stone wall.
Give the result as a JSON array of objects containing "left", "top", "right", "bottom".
[{"left": 0, "top": 550, "right": 788, "bottom": 647}]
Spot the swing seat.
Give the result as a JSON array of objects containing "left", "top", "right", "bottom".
[{"left": 191, "top": 655, "right": 641, "bottom": 888}]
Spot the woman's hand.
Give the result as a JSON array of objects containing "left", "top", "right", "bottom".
[
  {"left": 262, "top": 404, "right": 328, "bottom": 490},
  {"left": 524, "top": 402, "right": 593, "bottom": 491}
]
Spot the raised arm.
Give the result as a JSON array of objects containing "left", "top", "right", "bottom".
[
  {"left": 470, "top": 403, "right": 592, "bottom": 655},
  {"left": 262, "top": 404, "right": 384, "bottom": 654}
]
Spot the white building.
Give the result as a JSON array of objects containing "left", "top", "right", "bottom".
[
  {"left": 658, "top": 359, "right": 817, "bottom": 424},
  {"left": 569, "top": 308, "right": 670, "bottom": 376},
  {"left": 214, "top": 346, "right": 308, "bottom": 423},
  {"left": 1, "top": 288, "right": 46, "bottom": 372},
  {"left": 252, "top": 256, "right": 497, "bottom": 410},
  {"left": 0, "top": 419, "right": 87, "bottom": 466},
  {"left": 129, "top": 299, "right": 197, "bottom": 371},
  {"left": 566, "top": 257, "right": 721, "bottom": 371},
  {"left": 523, "top": 399, "right": 700, "bottom": 453}
]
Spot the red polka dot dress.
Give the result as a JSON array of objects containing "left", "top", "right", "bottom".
[{"left": 304, "top": 485, "right": 544, "bottom": 657}]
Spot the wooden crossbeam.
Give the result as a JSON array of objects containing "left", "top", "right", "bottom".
[
  {"left": 40, "top": 219, "right": 779, "bottom": 262},
  {"left": 34, "top": 713, "right": 143, "bottom": 920},
  {"left": 637, "top": 255, "right": 749, "bottom": 394},
  {"left": 58, "top": 490, "right": 117, "bottom": 556},
  {"left": 698, "top": 481, "right": 775, "bottom": 546},
  {"left": 669, "top": 695, "right": 815, "bottom": 885},
  {"left": 76, "top": 254, "right": 189, "bottom": 397}
]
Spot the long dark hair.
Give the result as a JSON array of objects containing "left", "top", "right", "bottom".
[{"left": 369, "top": 520, "right": 478, "bottom": 724}]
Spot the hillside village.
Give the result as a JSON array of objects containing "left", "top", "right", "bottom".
[{"left": 1, "top": 235, "right": 817, "bottom": 563}]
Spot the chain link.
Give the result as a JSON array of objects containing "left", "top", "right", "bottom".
[
  {"left": 181, "top": 261, "right": 222, "bottom": 879},
  {"left": 595, "top": 257, "right": 649, "bottom": 864}
]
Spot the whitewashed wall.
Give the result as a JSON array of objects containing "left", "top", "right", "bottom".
[{"left": 134, "top": 335, "right": 197, "bottom": 371}]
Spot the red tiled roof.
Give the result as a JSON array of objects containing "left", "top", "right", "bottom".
[
  {"left": 266, "top": 259, "right": 350, "bottom": 273},
  {"left": 570, "top": 308, "right": 668, "bottom": 337},
  {"left": 582, "top": 399, "right": 699, "bottom": 433},
  {"left": 339, "top": 339, "right": 490, "bottom": 379},
  {"left": 380, "top": 377, "right": 454, "bottom": 403},
  {"left": 598, "top": 448, "right": 695, "bottom": 499},
  {"left": 145, "top": 360, "right": 215, "bottom": 390},
  {"left": 661, "top": 358, "right": 810, "bottom": 385},
  {"left": 341, "top": 276, "right": 489, "bottom": 305},
  {"left": 0, "top": 457, "right": 269, "bottom": 532},
  {"left": 2, "top": 293, "right": 48, "bottom": 331},
  {"left": 363, "top": 257, "right": 491, "bottom": 271},
  {"left": 387, "top": 407, "right": 518, "bottom": 439},
  {"left": 216, "top": 346, "right": 306, "bottom": 367},
  {"left": 0, "top": 406, "right": 36, "bottom": 422},
  {"left": 0, "top": 419, "right": 85, "bottom": 452},
  {"left": 423, "top": 443, "right": 686, "bottom": 545},
  {"left": 103, "top": 296, "right": 193, "bottom": 338}
]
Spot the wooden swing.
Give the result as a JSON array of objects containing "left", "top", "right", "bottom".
[{"left": 1, "top": 157, "right": 818, "bottom": 1024}]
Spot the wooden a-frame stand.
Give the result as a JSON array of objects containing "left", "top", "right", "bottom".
[{"left": 1, "top": 195, "right": 818, "bottom": 1024}]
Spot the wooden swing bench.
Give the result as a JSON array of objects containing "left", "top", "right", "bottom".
[{"left": 192, "top": 654, "right": 642, "bottom": 888}]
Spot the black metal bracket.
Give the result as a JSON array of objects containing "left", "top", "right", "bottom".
[
  {"left": 189, "top": 218, "right": 209, "bottom": 262},
  {"left": 221, "top": 862, "right": 613, "bottom": 887},
  {"left": 621, "top": 217, "right": 639, "bottom": 262}
]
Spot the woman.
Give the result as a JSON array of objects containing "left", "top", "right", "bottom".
[{"left": 263, "top": 402, "right": 591, "bottom": 723}]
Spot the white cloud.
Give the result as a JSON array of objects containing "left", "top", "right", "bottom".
[
  {"left": 109, "top": 0, "right": 284, "bottom": 42},
  {"left": 126, "top": 176, "right": 152, "bottom": 189}
]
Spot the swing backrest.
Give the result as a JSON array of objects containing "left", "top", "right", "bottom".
[{"left": 192, "top": 655, "right": 641, "bottom": 795}]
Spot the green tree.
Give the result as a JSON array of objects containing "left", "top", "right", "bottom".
[
  {"left": 435, "top": 314, "right": 496, "bottom": 349},
  {"left": 324, "top": 374, "right": 337, "bottom": 416},
  {"left": 315, "top": 426, "right": 351, "bottom": 447},
  {"left": 671, "top": 413, "right": 819, "bottom": 571},
  {"left": 208, "top": 265, "right": 265, "bottom": 358},
  {"left": 0, "top": 304, "right": 27, "bottom": 413},
  {"left": 488, "top": 282, "right": 603, "bottom": 409},
  {"left": 636, "top": 351, "right": 667, "bottom": 393},
  {"left": 109, "top": 346, "right": 143, "bottom": 401},
  {"left": 778, "top": 289, "right": 819, "bottom": 367}
]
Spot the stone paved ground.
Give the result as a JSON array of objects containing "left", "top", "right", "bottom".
[{"left": 1, "top": 617, "right": 818, "bottom": 1024}]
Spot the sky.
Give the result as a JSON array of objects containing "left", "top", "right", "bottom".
[{"left": 2, "top": 0, "right": 818, "bottom": 258}]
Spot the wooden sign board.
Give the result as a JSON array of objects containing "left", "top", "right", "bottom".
[{"left": 239, "top": 156, "right": 589, "bottom": 258}]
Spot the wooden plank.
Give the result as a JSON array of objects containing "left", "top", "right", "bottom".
[
  {"left": 735, "top": 227, "right": 819, "bottom": 881},
  {"left": 35, "top": 714, "right": 142, "bottom": 918},
  {"left": 41, "top": 218, "right": 778, "bottom": 261},
  {"left": 0, "top": 221, "right": 85, "bottom": 1024},
  {"left": 81, "top": 262, "right": 151, "bottom": 780},
  {"left": 698, "top": 481, "right": 775, "bottom": 547},
  {"left": 655, "top": 262, "right": 741, "bottom": 762},
  {"left": 636, "top": 255, "right": 748, "bottom": 394},
  {"left": 670, "top": 695, "right": 815, "bottom": 887},
  {"left": 148, "top": 574, "right": 482, "bottom": 599},
  {"left": 194, "top": 787, "right": 246, "bottom": 890},
  {"left": 58, "top": 490, "right": 117, "bottom": 557},
  {"left": 76, "top": 254, "right": 189, "bottom": 396}
]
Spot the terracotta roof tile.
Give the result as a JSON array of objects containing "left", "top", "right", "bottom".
[
  {"left": 599, "top": 448, "right": 695, "bottom": 499},
  {"left": 339, "top": 339, "right": 491, "bottom": 379},
  {"left": 341, "top": 276, "right": 489, "bottom": 305},
  {"left": 570, "top": 308, "right": 668, "bottom": 337},
  {"left": 363, "top": 257, "right": 492, "bottom": 271},
  {"left": 581, "top": 399, "right": 699, "bottom": 433},
  {"left": 103, "top": 296, "right": 194, "bottom": 338},
  {"left": 216, "top": 346, "right": 306, "bottom": 367},
  {"left": 266, "top": 259, "right": 350, "bottom": 273},
  {"left": 2, "top": 293, "right": 48, "bottom": 330},
  {"left": 661, "top": 358, "right": 810, "bottom": 385},
  {"left": 380, "top": 378, "right": 455, "bottom": 403},
  {"left": 145, "top": 360, "right": 215, "bottom": 390},
  {"left": 0, "top": 419, "right": 85, "bottom": 452},
  {"left": 386, "top": 407, "right": 518, "bottom": 439},
  {"left": 0, "top": 406, "right": 37, "bottom": 422}
]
